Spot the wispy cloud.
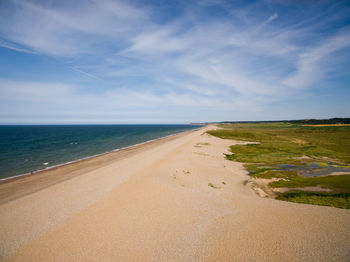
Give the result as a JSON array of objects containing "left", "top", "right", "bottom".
[
  {"left": 0, "top": 0, "right": 349, "bottom": 123},
  {"left": 0, "top": 78, "right": 241, "bottom": 123},
  {"left": 284, "top": 29, "right": 350, "bottom": 89},
  {"left": 0, "top": 39, "right": 36, "bottom": 54},
  {"left": 69, "top": 67, "right": 99, "bottom": 79},
  {"left": 0, "top": 0, "right": 149, "bottom": 56}
]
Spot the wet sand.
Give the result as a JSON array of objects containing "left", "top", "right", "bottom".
[{"left": 1, "top": 126, "right": 349, "bottom": 261}]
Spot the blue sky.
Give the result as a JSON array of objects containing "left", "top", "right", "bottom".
[{"left": 0, "top": 0, "right": 349, "bottom": 124}]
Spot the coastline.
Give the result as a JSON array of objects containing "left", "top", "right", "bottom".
[
  {"left": 0, "top": 126, "right": 202, "bottom": 183},
  {"left": 1, "top": 125, "right": 349, "bottom": 261},
  {"left": 0, "top": 127, "right": 202, "bottom": 205}
]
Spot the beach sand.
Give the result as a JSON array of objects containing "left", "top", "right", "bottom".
[{"left": 0, "top": 126, "right": 349, "bottom": 261}]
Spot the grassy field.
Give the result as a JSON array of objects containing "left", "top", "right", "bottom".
[
  {"left": 208, "top": 123, "right": 350, "bottom": 164},
  {"left": 208, "top": 123, "right": 350, "bottom": 208}
]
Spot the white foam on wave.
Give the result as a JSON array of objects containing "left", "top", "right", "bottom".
[{"left": 0, "top": 127, "right": 201, "bottom": 182}]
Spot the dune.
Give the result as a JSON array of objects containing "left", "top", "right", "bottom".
[{"left": 0, "top": 126, "right": 349, "bottom": 261}]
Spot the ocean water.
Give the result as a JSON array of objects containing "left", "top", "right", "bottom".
[{"left": 0, "top": 125, "right": 200, "bottom": 180}]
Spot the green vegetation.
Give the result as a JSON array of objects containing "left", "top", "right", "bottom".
[
  {"left": 276, "top": 192, "right": 350, "bottom": 209},
  {"left": 314, "top": 162, "right": 328, "bottom": 167},
  {"left": 270, "top": 175, "right": 350, "bottom": 191},
  {"left": 332, "top": 164, "right": 350, "bottom": 168},
  {"left": 247, "top": 165, "right": 297, "bottom": 179},
  {"left": 207, "top": 122, "right": 350, "bottom": 208},
  {"left": 208, "top": 183, "right": 218, "bottom": 189},
  {"left": 208, "top": 123, "right": 350, "bottom": 163},
  {"left": 219, "top": 117, "right": 350, "bottom": 125},
  {"left": 289, "top": 118, "right": 350, "bottom": 125}
]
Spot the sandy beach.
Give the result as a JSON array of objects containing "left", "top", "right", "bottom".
[{"left": 1, "top": 125, "right": 349, "bottom": 261}]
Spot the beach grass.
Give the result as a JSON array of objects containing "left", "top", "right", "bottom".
[{"left": 208, "top": 183, "right": 218, "bottom": 189}]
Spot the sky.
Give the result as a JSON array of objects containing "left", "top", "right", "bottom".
[{"left": 0, "top": 0, "right": 349, "bottom": 124}]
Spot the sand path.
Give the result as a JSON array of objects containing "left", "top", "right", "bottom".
[{"left": 0, "top": 126, "right": 349, "bottom": 261}]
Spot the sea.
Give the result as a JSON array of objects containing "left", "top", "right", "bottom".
[{"left": 0, "top": 124, "right": 200, "bottom": 180}]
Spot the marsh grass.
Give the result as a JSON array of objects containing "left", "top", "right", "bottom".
[
  {"left": 332, "top": 164, "right": 350, "bottom": 168},
  {"left": 208, "top": 123, "right": 350, "bottom": 208},
  {"left": 276, "top": 191, "right": 350, "bottom": 209},
  {"left": 208, "top": 123, "right": 350, "bottom": 163},
  {"left": 315, "top": 162, "right": 329, "bottom": 167},
  {"left": 249, "top": 167, "right": 297, "bottom": 179},
  {"left": 270, "top": 175, "right": 350, "bottom": 191}
]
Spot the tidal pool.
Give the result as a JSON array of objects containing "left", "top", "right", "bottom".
[{"left": 278, "top": 163, "right": 350, "bottom": 177}]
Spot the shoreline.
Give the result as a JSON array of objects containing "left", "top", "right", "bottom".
[
  {"left": 0, "top": 127, "right": 203, "bottom": 205},
  {"left": 0, "top": 127, "right": 202, "bottom": 183},
  {"left": 1, "top": 124, "right": 349, "bottom": 261}
]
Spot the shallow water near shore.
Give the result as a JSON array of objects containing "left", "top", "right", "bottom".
[{"left": 0, "top": 124, "right": 200, "bottom": 179}]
